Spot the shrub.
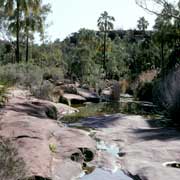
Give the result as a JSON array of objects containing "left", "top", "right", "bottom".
[
  {"left": 0, "top": 63, "right": 64, "bottom": 101},
  {"left": 0, "top": 137, "right": 26, "bottom": 180},
  {"left": 0, "top": 63, "right": 64, "bottom": 87},
  {"left": 153, "top": 67, "right": 180, "bottom": 123},
  {"left": 0, "top": 63, "right": 43, "bottom": 87},
  {"left": 30, "top": 80, "right": 54, "bottom": 101}
]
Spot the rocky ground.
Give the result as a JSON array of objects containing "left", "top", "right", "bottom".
[
  {"left": 0, "top": 88, "right": 96, "bottom": 180},
  {"left": 0, "top": 88, "right": 180, "bottom": 180},
  {"left": 79, "top": 114, "right": 180, "bottom": 180}
]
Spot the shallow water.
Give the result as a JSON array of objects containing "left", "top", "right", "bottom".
[
  {"left": 96, "top": 140, "right": 119, "bottom": 157},
  {"left": 80, "top": 168, "right": 132, "bottom": 180},
  {"left": 61, "top": 98, "right": 158, "bottom": 125},
  {"left": 60, "top": 97, "right": 159, "bottom": 180}
]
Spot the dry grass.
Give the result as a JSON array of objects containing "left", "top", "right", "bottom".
[{"left": 0, "top": 137, "right": 26, "bottom": 180}]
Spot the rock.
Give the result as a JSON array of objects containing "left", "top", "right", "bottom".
[
  {"left": 52, "top": 102, "right": 79, "bottom": 116},
  {"left": 77, "top": 88, "right": 99, "bottom": 103},
  {"left": 60, "top": 93, "right": 86, "bottom": 106},
  {"left": 50, "top": 86, "right": 64, "bottom": 103},
  {"left": 60, "top": 84, "right": 78, "bottom": 94},
  {"left": 101, "top": 88, "right": 111, "bottom": 101},
  {"left": 100, "top": 82, "right": 120, "bottom": 102},
  {"left": 55, "top": 81, "right": 64, "bottom": 86},
  {"left": 0, "top": 88, "right": 96, "bottom": 180},
  {"left": 77, "top": 114, "right": 180, "bottom": 180},
  {"left": 25, "top": 98, "right": 78, "bottom": 119}
]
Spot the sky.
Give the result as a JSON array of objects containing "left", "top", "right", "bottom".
[{"left": 43, "top": 0, "right": 157, "bottom": 41}]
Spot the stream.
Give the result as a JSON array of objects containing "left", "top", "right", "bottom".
[{"left": 60, "top": 95, "right": 160, "bottom": 180}]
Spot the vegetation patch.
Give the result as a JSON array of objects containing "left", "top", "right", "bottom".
[{"left": 0, "top": 137, "right": 26, "bottom": 180}]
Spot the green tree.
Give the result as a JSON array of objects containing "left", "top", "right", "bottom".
[
  {"left": 0, "top": 0, "right": 41, "bottom": 63},
  {"left": 153, "top": 8, "right": 178, "bottom": 76},
  {"left": 97, "top": 11, "right": 115, "bottom": 77},
  {"left": 23, "top": 3, "right": 51, "bottom": 62}
]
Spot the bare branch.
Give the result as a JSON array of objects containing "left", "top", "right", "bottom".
[{"left": 135, "top": 0, "right": 180, "bottom": 20}]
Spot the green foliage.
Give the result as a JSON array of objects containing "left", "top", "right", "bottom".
[
  {"left": 0, "top": 63, "right": 42, "bottom": 86},
  {"left": 31, "top": 43, "right": 63, "bottom": 68},
  {"left": 0, "top": 63, "right": 63, "bottom": 87},
  {"left": 62, "top": 29, "right": 103, "bottom": 86},
  {"left": 0, "top": 0, "right": 51, "bottom": 62},
  {"left": 107, "top": 37, "right": 129, "bottom": 79}
]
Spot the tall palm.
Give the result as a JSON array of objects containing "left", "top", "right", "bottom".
[
  {"left": 137, "top": 17, "right": 149, "bottom": 32},
  {"left": 0, "top": 0, "right": 41, "bottom": 62},
  {"left": 23, "top": 3, "right": 51, "bottom": 62},
  {"left": 97, "top": 11, "right": 115, "bottom": 77}
]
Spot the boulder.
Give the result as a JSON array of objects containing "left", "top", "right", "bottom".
[
  {"left": 76, "top": 88, "right": 99, "bottom": 103},
  {"left": 50, "top": 86, "right": 64, "bottom": 103},
  {"left": 101, "top": 82, "right": 120, "bottom": 102},
  {"left": 60, "top": 93, "right": 86, "bottom": 106},
  {"left": 101, "top": 88, "right": 111, "bottom": 101},
  {"left": 60, "top": 84, "right": 78, "bottom": 94}
]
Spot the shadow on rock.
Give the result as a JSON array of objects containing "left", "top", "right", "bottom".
[
  {"left": 77, "top": 114, "right": 125, "bottom": 128},
  {"left": 133, "top": 127, "right": 180, "bottom": 141},
  {"left": 7, "top": 102, "right": 57, "bottom": 120}
]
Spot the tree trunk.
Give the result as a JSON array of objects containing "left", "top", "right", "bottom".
[
  {"left": 103, "top": 31, "right": 106, "bottom": 73},
  {"left": 25, "top": 30, "right": 29, "bottom": 63},
  {"left": 16, "top": 0, "right": 20, "bottom": 63},
  {"left": 161, "top": 39, "right": 164, "bottom": 77},
  {"left": 103, "top": 21, "right": 107, "bottom": 78}
]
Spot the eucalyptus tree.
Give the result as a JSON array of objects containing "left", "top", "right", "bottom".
[
  {"left": 0, "top": 0, "right": 41, "bottom": 62},
  {"left": 97, "top": 11, "right": 115, "bottom": 77},
  {"left": 153, "top": 8, "right": 176, "bottom": 76}
]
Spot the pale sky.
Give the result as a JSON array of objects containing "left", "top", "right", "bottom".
[{"left": 44, "top": 0, "right": 157, "bottom": 41}]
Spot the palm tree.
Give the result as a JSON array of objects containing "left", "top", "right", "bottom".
[
  {"left": 97, "top": 11, "right": 115, "bottom": 77},
  {"left": 23, "top": 3, "right": 50, "bottom": 62},
  {"left": 0, "top": 0, "right": 41, "bottom": 63},
  {"left": 137, "top": 17, "right": 149, "bottom": 32}
]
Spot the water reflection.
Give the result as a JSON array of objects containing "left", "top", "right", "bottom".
[{"left": 60, "top": 99, "right": 158, "bottom": 124}]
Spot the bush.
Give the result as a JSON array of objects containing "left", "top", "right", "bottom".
[
  {"left": 30, "top": 80, "right": 54, "bottom": 101},
  {"left": 0, "top": 63, "right": 64, "bottom": 87},
  {"left": 0, "top": 137, "right": 26, "bottom": 180},
  {"left": 0, "top": 63, "right": 64, "bottom": 101},
  {"left": 153, "top": 67, "right": 180, "bottom": 123},
  {"left": 0, "top": 63, "right": 42, "bottom": 87}
]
